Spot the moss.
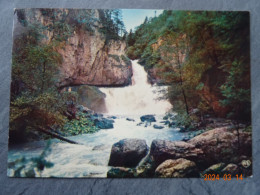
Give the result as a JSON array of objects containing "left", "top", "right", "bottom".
[
  {"left": 108, "top": 54, "right": 120, "bottom": 63},
  {"left": 121, "top": 55, "right": 131, "bottom": 66}
]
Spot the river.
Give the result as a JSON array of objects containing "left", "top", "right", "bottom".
[{"left": 8, "top": 60, "right": 189, "bottom": 178}]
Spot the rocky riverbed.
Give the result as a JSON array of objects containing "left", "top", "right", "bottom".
[{"left": 107, "top": 126, "right": 252, "bottom": 178}]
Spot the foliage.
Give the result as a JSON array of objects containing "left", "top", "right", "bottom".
[
  {"left": 127, "top": 11, "right": 250, "bottom": 122},
  {"left": 62, "top": 112, "right": 99, "bottom": 136},
  {"left": 108, "top": 54, "right": 121, "bottom": 62},
  {"left": 99, "top": 9, "right": 126, "bottom": 40},
  {"left": 120, "top": 55, "right": 131, "bottom": 66}
]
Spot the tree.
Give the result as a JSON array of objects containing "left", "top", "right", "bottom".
[
  {"left": 159, "top": 32, "right": 190, "bottom": 114},
  {"left": 10, "top": 9, "right": 78, "bottom": 143}
]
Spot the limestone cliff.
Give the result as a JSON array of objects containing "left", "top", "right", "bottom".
[{"left": 13, "top": 9, "right": 132, "bottom": 87}]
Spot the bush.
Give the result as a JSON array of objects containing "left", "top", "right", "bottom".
[{"left": 62, "top": 112, "right": 99, "bottom": 136}]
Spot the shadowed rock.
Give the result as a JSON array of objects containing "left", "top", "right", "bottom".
[
  {"left": 108, "top": 139, "right": 149, "bottom": 167},
  {"left": 150, "top": 140, "right": 204, "bottom": 167}
]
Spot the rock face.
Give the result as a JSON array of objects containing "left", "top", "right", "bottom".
[
  {"left": 188, "top": 127, "right": 252, "bottom": 166},
  {"left": 57, "top": 34, "right": 132, "bottom": 87},
  {"left": 14, "top": 9, "right": 132, "bottom": 88},
  {"left": 150, "top": 140, "right": 204, "bottom": 167},
  {"left": 108, "top": 139, "right": 149, "bottom": 167},
  {"left": 155, "top": 158, "right": 198, "bottom": 178},
  {"left": 69, "top": 85, "right": 107, "bottom": 113}
]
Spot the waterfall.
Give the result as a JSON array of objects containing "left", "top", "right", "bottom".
[{"left": 99, "top": 60, "right": 171, "bottom": 115}]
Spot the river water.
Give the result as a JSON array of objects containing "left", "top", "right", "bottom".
[{"left": 8, "top": 60, "right": 188, "bottom": 178}]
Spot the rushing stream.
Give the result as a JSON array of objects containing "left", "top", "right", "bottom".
[{"left": 8, "top": 60, "right": 189, "bottom": 178}]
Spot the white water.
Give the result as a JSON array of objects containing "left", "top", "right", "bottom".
[
  {"left": 99, "top": 60, "right": 171, "bottom": 115},
  {"left": 8, "top": 60, "right": 188, "bottom": 178}
]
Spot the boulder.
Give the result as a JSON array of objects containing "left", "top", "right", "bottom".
[
  {"left": 202, "top": 163, "right": 226, "bottom": 175},
  {"left": 108, "top": 139, "right": 149, "bottom": 167},
  {"left": 76, "top": 85, "right": 107, "bottom": 113},
  {"left": 240, "top": 159, "right": 252, "bottom": 177},
  {"left": 150, "top": 140, "right": 204, "bottom": 167},
  {"left": 155, "top": 158, "right": 198, "bottom": 178},
  {"left": 126, "top": 118, "right": 135, "bottom": 122},
  {"left": 153, "top": 125, "right": 164, "bottom": 129},
  {"left": 140, "top": 115, "right": 156, "bottom": 123},
  {"left": 108, "top": 116, "right": 117, "bottom": 119},
  {"left": 92, "top": 144, "right": 107, "bottom": 151},
  {"left": 135, "top": 155, "right": 155, "bottom": 177},
  {"left": 221, "top": 164, "right": 240, "bottom": 176},
  {"left": 107, "top": 167, "right": 135, "bottom": 178},
  {"left": 160, "top": 120, "right": 170, "bottom": 125},
  {"left": 94, "top": 118, "right": 114, "bottom": 129},
  {"left": 188, "top": 127, "right": 252, "bottom": 166}
]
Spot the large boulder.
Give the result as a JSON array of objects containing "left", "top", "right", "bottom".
[
  {"left": 94, "top": 118, "right": 114, "bottom": 129},
  {"left": 155, "top": 158, "right": 198, "bottom": 178},
  {"left": 76, "top": 85, "right": 107, "bottom": 113},
  {"left": 108, "top": 139, "right": 149, "bottom": 167},
  {"left": 188, "top": 127, "right": 252, "bottom": 166},
  {"left": 150, "top": 140, "right": 204, "bottom": 167}
]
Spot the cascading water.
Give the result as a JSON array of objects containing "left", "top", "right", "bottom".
[
  {"left": 8, "top": 60, "right": 187, "bottom": 178},
  {"left": 99, "top": 60, "right": 171, "bottom": 115}
]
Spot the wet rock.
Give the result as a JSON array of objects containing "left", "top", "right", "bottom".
[
  {"left": 160, "top": 120, "right": 170, "bottom": 125},
  {"left": 221, "top": 164, "right": 240, "bottom": 176},
  {"left": 135, "top": 155, "right": 156, "bottom": 177},
  {"left": 202, "top": 163, "right": 226, "bottom": 175},
  {"left": 108, "top": 138, "right": 149, "bottom": 167},
  {"left": 77, "top": 105, "right": 93, "bottom": 114},
  {"left": 92, "top": 144, "right": 107, "bottom": 151},
  {"left": 126, "top": 118, "right": 135, "bottom": 122},
  {"left": 169, "top": 122, "right": 176, "bottom": 127},
  {"left": 150, "top": 140, "right": 204, "bottom": 167},
  {"left": 188, "top": 127, "right": 252, "bottom": 166},
  {"left": 240, "top": 159, "right": 252, "bottom": 177},
  {"left": 140, "top": 115, "right": 156, "bottom": 123},
  {"left": 94, "top": 118, "right": 114, "bottom": 129},
  {"left": 108, "top": 116, "right": 117, "bottom": 119},
  {"left": 93, "top": 113, "right": 103, "bottom": 118},
  {"left": 163, "top": 113, "right": 175, "bottom": 120},
  {"left": 107, "top": 167, "right": 135, "bottom": 178},
  {"left": 182, "top": 137, "right": 191, "bottom": 142},
  {"left": 137, "top": 122, "right": 143, "bottom": 126},
  {"left": 153, "top": 124, "right": 164, "bottom": 129},
  {"left": 155, "top": 158, "right": 198, "bottom": 178}
]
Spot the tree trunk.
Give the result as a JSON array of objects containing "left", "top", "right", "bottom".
[{"left": 38, "top": 127, "right": 79, "bottom": 144}]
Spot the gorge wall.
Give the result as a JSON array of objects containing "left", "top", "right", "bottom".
[{"left": 13, "top": 9, "right": 132, "bottom": 88}]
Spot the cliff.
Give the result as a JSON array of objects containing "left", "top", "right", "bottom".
[{"left": 13, "top": 9, "right": 132, "bottom": 88}]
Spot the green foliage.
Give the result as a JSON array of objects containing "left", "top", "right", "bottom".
[
  {"left": 174, "top": 113, "right": 193, "bottom": 129},
  {"left": 10, "top": 10, "right": 81, "bottom": 142},
  {"left": 120, "top": 55, "right": 131, "bottom": 66},
  {"left": 108, "top": 54, "right": 120, "bottom": 62},
  {"left": 63, "top": 112, "right": 99, "bottom": 136},
  {"left": 99, "top": 9, "right": 126, "bottom": 40},
  {"left": 127, "top": 10, "right": 250, "bottom": 122},
  {"left": 220, "top": 61, "right": 251, "bottom": 121}
]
